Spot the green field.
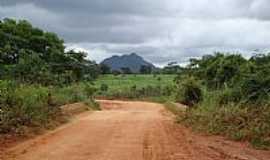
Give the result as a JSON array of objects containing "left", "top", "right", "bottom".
[{"left": 94, "top": 74, "right": 176, "bottom": 92}]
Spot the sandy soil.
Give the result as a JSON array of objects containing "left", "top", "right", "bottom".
[{"left": 2, "top": 100, "right": 270, "bottom": 160}]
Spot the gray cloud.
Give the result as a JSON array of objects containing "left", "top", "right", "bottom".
[{"left": 1, "top": 0, "right": 270, "bottom": 66}]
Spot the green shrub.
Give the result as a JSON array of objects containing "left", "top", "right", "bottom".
[
  {"left": 84, "top": 83, "right": 97, "bottom": 98},
  {"left": 52, "top": 84, "right": 88, "bottom": 105},
  {"left": 162, "top": 85, "right": 175, "bottom": 96},
  {"left": 217, "top": 87, "right": 241, "bottom": 105},
  {"left": 131, "top": 85, "right": 137, "bottom": 90},
  {"left": 0, "top": 81, "right": 98, "bottom": 134},
  {"left": 179, "top": 88, "right": 270, "bottom": 149},
  {"left": 100, "top": 83, "right": 109, "bottom": 92},
  {"left": 0, "top": 82, "right": 62, "bottom": 133},
  {"left": 239, "top": 73, "right": 270, "bottom": 103},
  {"left": 84, "top": 98, "right": 101, "bottom": 111},
  {"left": 176, "top": 77, "right": 203, "bottom": 106}
]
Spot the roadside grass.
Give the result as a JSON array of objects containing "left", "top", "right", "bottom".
[
  {"left": 163, "top": 102, "right": 186, "bottom": 116},
  {"left": 84, "top": 98, "right": 101, "bottom": 111},
  {"left": 140, "top": 96, "right": 172, "bottom": 103},
  {"left": 52, "top": 84, "right": 88, "bottom": 106},
  {"left": 0, "top": 81, "right": 99, "bottom": 134},
  {"left": 172, "top": 88, "right": 270, "bottom": 150}
]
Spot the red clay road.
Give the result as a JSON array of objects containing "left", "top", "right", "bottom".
[{"left": 2, "top": 100, "right": 270, "bottom": 160}]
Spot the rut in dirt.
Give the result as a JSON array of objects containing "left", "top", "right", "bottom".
[{"left": 2, "top": 100, "right": 270, "bottom": 160}]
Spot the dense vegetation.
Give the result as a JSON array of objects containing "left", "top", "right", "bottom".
[
  {"left": 0, "top": 18, "right": 99, "bottom": 85},
  {"left": 175, "top": 53, "right": 270, "bottom": 149},
  {"left": 0, "top": 19, "right": 100, "bottom": 134},
  {"left": 97, "top": 53, "right": 270, "bottom": 149},
  {"left": 1, "top": 18, "right": 269, "bottom": 150}
]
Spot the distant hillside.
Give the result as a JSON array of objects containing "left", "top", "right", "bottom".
[{"left": 101, "top": 53, "right": 156, "bottom": 73}]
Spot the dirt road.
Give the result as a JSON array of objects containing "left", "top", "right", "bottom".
[{"left": 2, "top": 100, "right": 270, "bottom": 160}]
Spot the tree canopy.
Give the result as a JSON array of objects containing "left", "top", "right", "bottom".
[
  {"left": 176, "top": 52, "right": 270, "bottom": 103},
  {"left": 0, "top": 18, "right": 99, "bottom": 85}
]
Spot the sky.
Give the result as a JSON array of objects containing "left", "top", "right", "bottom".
[{"left": 1, "top": 0, "right": 270, "bottom": 66}]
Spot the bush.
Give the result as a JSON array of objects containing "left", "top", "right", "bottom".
[
  {"left": 84, "top": 98, "right": 101, "bottom": 111},
  {"left": 131, "top": 85, "right": 137, "bottom": 90},
  {"left": 100, "top": 83, "right": 109, "bottom": 92},
  {"left": 176, "top": 77, "right": 203, "bottom": 106},
  {"left": 175, "top": 86, "right": 270, "bottom": 149},
  {"left": 217, "top": 87, "right": 241, "bottom": 105},
  {"left": 52, "top": 85, "right": 84, "bottom": 105},
  {"left": 172, "top": 53, "right": 270, "bottom": 149},
  {"left": 0, "top": 82, "right": 62, "bottom": 133},
  {"left": 84, "top": 83, "right": 97, "bottom": 98},
  {"left": 162, "top": 85, "right": 175, "bottom": 96},
  {"left": 182, "top": 102, "right": 270, "bottom": 149},
  {"left": 0, "top": 81, "right": 98, "bottom": 134},
  {"left": 239, "top": 73, "right": 270, "bottom": 103}
]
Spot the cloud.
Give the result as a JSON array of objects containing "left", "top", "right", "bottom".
[{"left": 1, "top": 0, "right": 270, "bottom": 66}]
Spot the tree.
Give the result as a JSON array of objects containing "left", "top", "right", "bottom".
[
  {"left": 121, "top": 67, "right": 132, "bottom": 74},
  {"left": 0, "top": 18, "right": 100, "bottom": 85},
  {"left": 186, "top": 53, "right": 247, "bottom": 89},
  {"left": 140, "top": 65, "right": 152, "bottom": 74},
  {"left": 162, "top": 62, "right": 182, "bottom": 74},
  {"left": 99, "top": 64, "right": 111, "bottom": 74},
  {"left": 112, "top": 70, "right": 121, "bottom": 76}
]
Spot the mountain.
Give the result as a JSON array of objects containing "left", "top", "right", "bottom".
[{"left": 101, "top": 53, "right": 156, "bottom": 73}]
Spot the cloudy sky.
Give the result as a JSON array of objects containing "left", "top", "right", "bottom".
[{"left": 1, "top": 0, "right": 270, "bottom": 66}]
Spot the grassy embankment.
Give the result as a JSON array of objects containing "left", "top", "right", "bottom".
[
  {"left": 167, "top": 73, "right": 270, "bottom": 150},
  {"left": 165, "top": 91, "right": 270, "bottom": 150},
  {"left": 0, "top": 81, "right": 99, "bottom": 135},
  {"left": 183, "top": 90, "right": 270, "bottom": 149}
]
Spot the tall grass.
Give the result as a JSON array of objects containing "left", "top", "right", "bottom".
[
  {"left": 52, "top": 84, "right": 88, "bottom": 106},
  {"left": 179, "top": 89, "right": 270, "bottom": 149},
  {"left": 1, "top": 82, "right": 54, "bottom": 133},
  {"left": 0, "top": 81, "right": 97, "bottom": 134}
]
